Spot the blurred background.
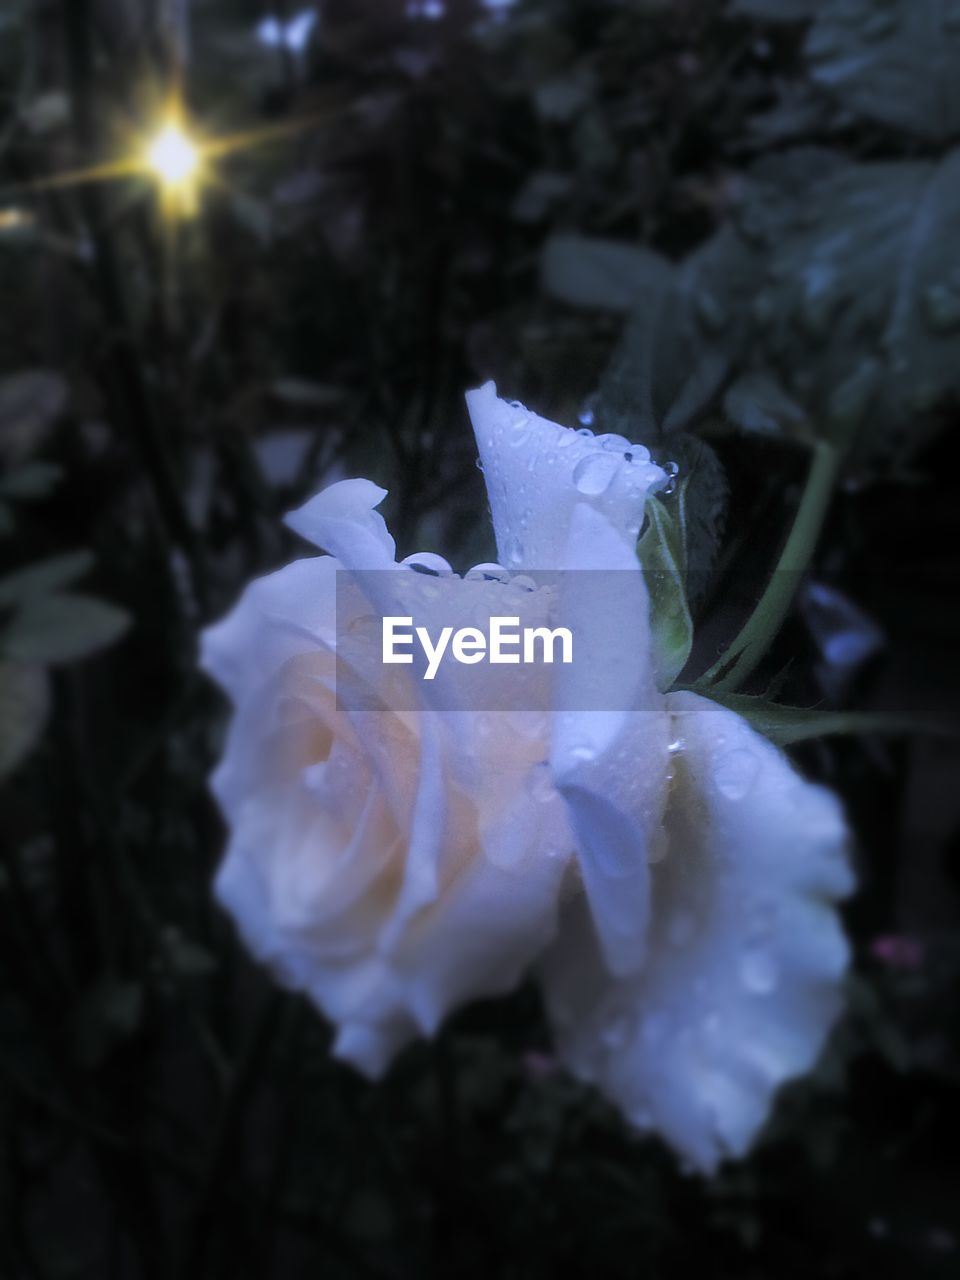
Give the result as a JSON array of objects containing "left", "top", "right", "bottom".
[{"left": 2, "top": 1, "right": 960, "bottom": 1276}]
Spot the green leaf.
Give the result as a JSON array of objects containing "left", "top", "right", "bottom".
[
  {"left": 0, "top": 551, "right": 94, "bottom": 608},
  {"left": 541, "top": 234, "right": 674, "bottom": 313},
  {"left": 0, "top": 462, "right": 62, "bottom": 500},
  {"left": 637, "top": 491, "right": 693, "bottom": 689},
  {"left": 748, "top": 149, "right": 960, "bottom": 460},
  {"left": 2, "top": 593, "right": 131, "bottom": 664},
  {"left": 724, "top": 372, "right": 808, "bottom": 438},
  {"left": 807, "top": 0, "right": 960, "bottom": 140},
  {"left": 699, "top": 691, "right": 954, "bottom": 747},
  {"left": 599, "top": 226, "right": 764, "bottom": 437},
  {"left": 0, "top": 661, "right": 50, "bottom": 780}
]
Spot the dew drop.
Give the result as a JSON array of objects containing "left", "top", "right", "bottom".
[
  {"left": 465, "top": 562, "right": 510, "bottom": 583},
  {"left": 597, "top": 432, "right": 632, "bottom": 453},
  {"left": 713, "top": 747, "right": 760, "bottom": 801},
  {"left": 502, "top": 536, "right": 524, "bottom": 567},
  {"left": 573, "top": 452, "right": 619, "bottom": 496},
  {"left": 475, "top": 457, "right": 484, "bottom": 472},
  {"left": 667, "top": 736, "right": 685, "bottom": 756},
  {"left": 401, "top": 552, "right": 453, "bottom": 575},
  {"left": 510, "top": 574, "right": 538, "bottom": 592},
  {"left": 508, "top": 415, "right": 531, "bottom": 446},
  {"left": 659, "top": 460, "right": 680, "bottom": 496}
]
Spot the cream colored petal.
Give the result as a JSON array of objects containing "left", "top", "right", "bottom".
[
  {"left": 465, "top": 381, "right": 665, "bottom": 571},
  {"left": 542, "top": 692, "right": 853, "bottom": 1173},
  {"left": 284, "top": 477, "right": 396, "bottom": 568},
  {"left": 549, "top": 502, "right": 670, "bottom": 979}
]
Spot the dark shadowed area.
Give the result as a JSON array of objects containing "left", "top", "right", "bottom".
[{"left": 1, "top": 2, "right": 960, "bottom": 1277}]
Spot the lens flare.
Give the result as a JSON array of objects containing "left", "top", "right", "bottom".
[
  {"left": 146, "top": 123, "right": 200, "bottom": 187},
  {"left": 143, "top": 113, "right": 202, "bottom": 218}
]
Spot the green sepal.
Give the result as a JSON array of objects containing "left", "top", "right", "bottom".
[{"left": 637, "top": 486, "right": 693, "bottom": 691}]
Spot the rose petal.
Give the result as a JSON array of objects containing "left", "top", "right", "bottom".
[
  {"left": 542, "top": 692, "right": 853, "bottom": 1172},
  {"left": 285, "top": 477, "right": 396, "bottom": 568},
  {"left": 465, "top": 381, "right": 665, "bottom": 571},
  {"left": 200, "top": 557, "right": 339, "bottom": 701},
  {"left": 550, "top": 502, "right": 670, "bottom": 978}
]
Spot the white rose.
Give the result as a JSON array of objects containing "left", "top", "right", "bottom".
[{"left": 201, "top": 381, "right": 852, "bottom": 1172}]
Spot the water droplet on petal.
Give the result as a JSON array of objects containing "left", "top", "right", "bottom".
[
  {"left": 510, "top": 574, "right": 538, "bottom": 592},
  {"left": 502, "top": 536, "right": 524, "bottom": 567},
  {"left": 465, "top": 562, "right": 510, "bottom": 583},
  {"left": 573, "top": 452, "right": 619, "bottom": 496},
  {"left": 509, "top": 415, "right": 531, "bottom": 446},
  {"left": 401, "top": 552, "right": 454, "bottom": 575},
  {"left": 659, "top": 460, "right": 680, "bottom": 496},
  {"left": 597, "top": 432, "right": 632, "bottom": 453},
  {"left": 714, "top": 747, "right": 760, "bottom": 801},
  {"left": 569, "top": 743, "right": 596, "bottom": 764},
  {"left": 668, "top": 736, "right": 685, "bottom": 756}
]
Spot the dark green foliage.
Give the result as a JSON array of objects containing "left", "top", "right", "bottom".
[{"left": 1, "top": 2, "right": 959, "bottom": 1278}]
